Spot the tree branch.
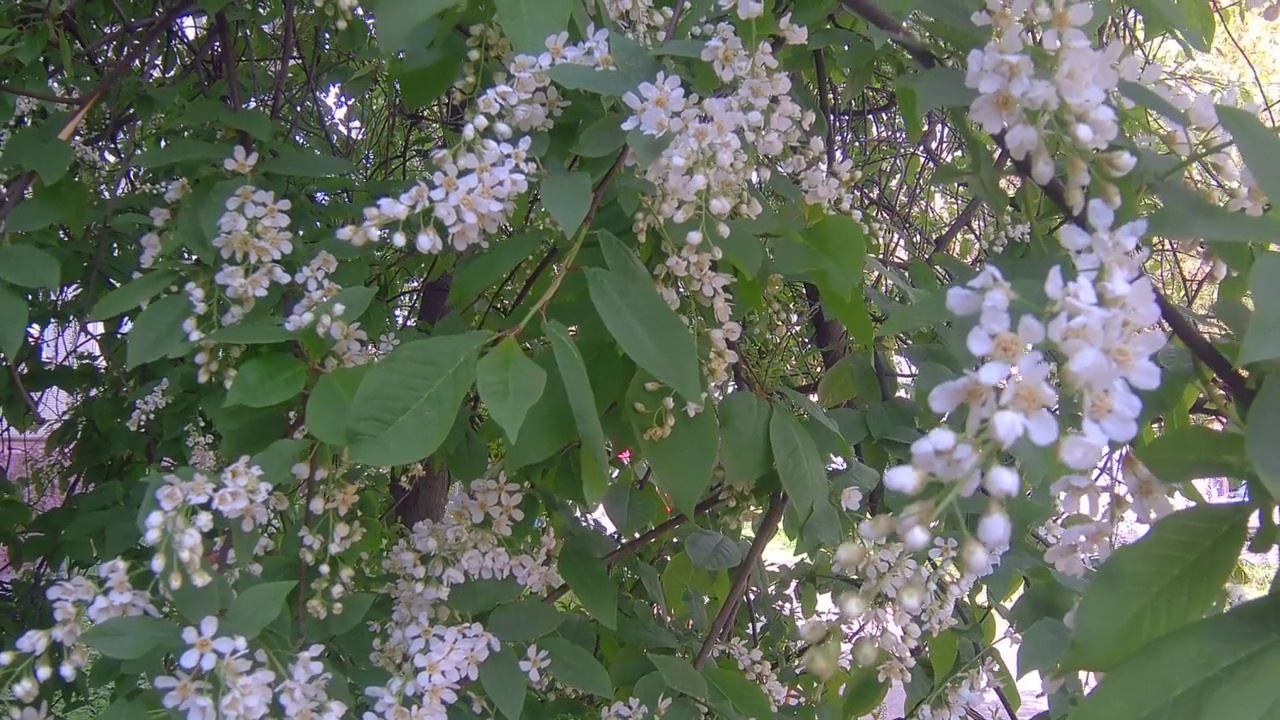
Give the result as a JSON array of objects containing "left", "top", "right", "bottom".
[
  {"left": 543, "top": 492, "right": 728, "bottom": 604},
  {"left": 694, "top": 493, "right": 787, "bottom": 669}
]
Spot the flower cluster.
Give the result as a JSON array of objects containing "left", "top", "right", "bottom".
[
  {"left": 3, "top": 560, "right": 156, "bottom": 709},
  {"left": 336, "top": 29, "right": 613, "bottom": 255},
  {"left": 143, "top": 457, "right": 286, "bottom": 591},
  {"left": 365, "top": 475, "right": 557, "bottom": 718},
  {"left": 916, "top": 657, "right": 1002, "bottom": 720},
  {"left": 870, "top": 0, "right": 1173, "bottom": 584},
  {"left": 833, "top": 535, "right": 994, "bottom": 685},
  {"left": 151, "top": 617, "right": 347, "bottom": 719},
  {"left": 965, "top": 0, "right": 1145, "bottom": 212},
  {"left": 713, "top": 638, "right": 789, "bottom": 709},
  {"left": 624, "top": 17, "right": 850, "bottom": 397},
  {"left": 982, "top": 215, "right": 1032, "bottom": 254},
  {"left": 127, "top": 377, "right": 172, "bottom": 431}
]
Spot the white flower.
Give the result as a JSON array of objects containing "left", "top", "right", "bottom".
[
  {"left": 180, "top": 616, "right": 237, "bottom": 672},
  {"left": 519, "top": 645, "right": 550, "bottom": 683},
  {"left": 840, "top": 486, "right": 864, "bottom": 512},
  {"left": 884, "top": 465, "right": 925, "bottom": 495},
  {"left": 223, "top": 145, "right": 259, "bottom": 174},
  {"left": 977, "top": 507, "right": 1012, "bottom": 549},
  {"left": 983, "top": 465, "right": 1021, "bottom": 498}
]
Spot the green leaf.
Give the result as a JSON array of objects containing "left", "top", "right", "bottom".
[
  {"left": 628, "top": 374, "right": 719, "bottom": 517},
  {"left": 135, "top": 139, "right": 227, "bottom": 168},
  {"left": 769, "top": 407, "right": 826, "bottom": 516},
  {"left": 480, "top": 647, "right": 527, "bottom": 720},
  {"left": 223, "top": 580, "right": 297, "bottom": 639},
  {"left": 225, "top": 353, "right": 308, "bottom": 408},
  {"left": 89, "top": 271, "right": 178, "bottom": 321},
  {"left": 929, "top": 630, "right": 958, "bottom": 679},
  {"left": 1133, "top": 0, "right": 1214, "bottom": 50},
  {"left": 1239, "top": 251, "right": 1280, "bottom": 365},
  {"left": 559, "top": 535, "right": 618, "bottom": 629},
  {"left": 1017, "top": 618, "right": 1070, "bottom": 678},
  {"left": 80, "top": 616, "right": 183, "bottom": 660},
  {"left": 572, "top": 113, "right": 628, "bottom": 157},
  {"left": 0, "top": 244, "right": 59, "bottom": 289},
  {"left": 588, "top": 233, "right": 704, "bottom": 402},
  {"left": 842, "top": 666, "right": 890, "bottom": 718},
  {"left": 546, "top": 64, "right": 637, "bottom": 97},
  {"left": 487, "top": 600, "right": 566, "bottom": 642},
  {"left": 718, "top": 391, "right": 773, "bottom": 485},
  {"left": 684, "top": 529, "right": 746, "bottom": 571},
  {"left": 1071, "top": 593, "right": 1280, "bottom": 720},
  {"left": 1, "top": 125, "right": 74, "bottom": 184},
  {"left": 1134, "top": 425, "right": 1247, "bottom": 484},
  {"left": 546, "top": 321, "right": 610, "bottom": 506},
  {"left": 448, "top": 578, "right": 524, "bottom": 614},
  {"left": 325, "top": 593, "right": 375, "bottom": 637},
  {"left": 200, "top": 321, "right": 294, "bottom": 345},
  {"left": 260, "top": 149, "right": 356, "bottom": 177},
  {"left": 542, "top": 637, "right": 614, "bottom": 698},
  {"left": 1247, "top": 375, "right": 1280, "bottom": 497},
  {"left": 893, "top": 67, "right": 976, "bottom": 113},
  {"left": 346, "top": 331, "right": 489, "bottom": 467},
  {"left": 542, "top": 170, "right": 593, "bottom": 237},
  {"left": 1066, "top": 503, "right": 1250, "bottom": 671},
  {"left": 704, "top": 666, "right": 774, "bottom": 718},
  {"left": 494, "top": 0, "right": 572, "bottom": 55},
  {"left": 372, "top": 0, "right": 462, "bottom": 55},
  {"left": 647, "top": 653, "right": 708, "bottom": 700},
  {"left": 98, "top": 699, "right": 147, "bottom": 720},
  {"left": 306, "top": 364, "right": 370, "bottom": 446},
  {"left": 449, "top": 231, "right": 544, "bottom": 306},
  {"left": 0, "top": 283, "right": 28, "bottom": 360},
  {"left": 125, "top": 293, "right": 189, "bottom": 368},
  {"left": 506, "top": 353, "right": 576, "bottom": 470},
  {"left": 1119, "top": 80, "right": 1190, "bottom": 127},
  {"left": 478, "top": 337, "right": 548, "bottom": 446},
  {"left": 1218, "top": 106, "right": 1280, "bottom": 205},
  {"left": 1147, "top": 181, "right": 1280, "bottom": 242}
]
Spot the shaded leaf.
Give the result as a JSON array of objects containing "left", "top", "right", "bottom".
[
  {"left": 0, "top": 283, "right": 28, "bottom": 360},
  {"left": 1066, "top": 503, "right": 1250, "bottom": 671},
  {"left": 718, "top": 391, "right": 773, "bottom": 485},
  {"left": 346, "top": 332, "right": 489, "bottom": 466},
  {"left": 225, "top": 353, "right": 307, "bottom": 408},
  {"left": 480, "top": 647, "right": 527, "bottom": 720},
  {"left": 542, "top": 637, "right": 614, "bottom": 698},
  {"left": 89, "top": 271, "right": 178, "bottom": 321},
  {"left": 685, "top": 529, "right": 746, "bottom": 571},
  {"left": 223, "top": 581, "right": 297, "bottom": 639},
  {"left": 81, "top": 616, "right": 183, "bottom": 660},
  {"left": 542, "top": 170, "right": 593, "bottom": 237},
  {"left": 0, "top": 244, "right": 59, "bottom": 289},
  {"left": 125, "top": 293, "right": 189, "bottom": 368},
  {"left": 647, "top": 653, "right": 708, "bottom": 700},
  {"left": 477, "top": 336, "right": 547, "bottom": 445},
  {"left": 487, "top": 600, "right": 566, "bottom": 642},
  {"left": 547, "top": 321, "right": 610, "bottom": 506},
  {"left": 1072, "top": 593, "right": 1280, "bottom": 720},
  {"left": 769, "top": 407, "right": 826, "bottom": 515},
  {"left": 589, "top": 233, "right": 703, "bottom": 402},
  {"left": 1239, "top": 252, "right": 1280, "bottom": 366},
  {"left": 306, "top": 364, "right": 370, "bottom": 446},
  {"left": 628, "top": 374, "right": 719, "bottom": 517},
  {"left": 559, "top": 535, "right": 618, "bottom": 629},
  {"left": 260, "top": 149, "right": 356, "bottom": 177}
]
